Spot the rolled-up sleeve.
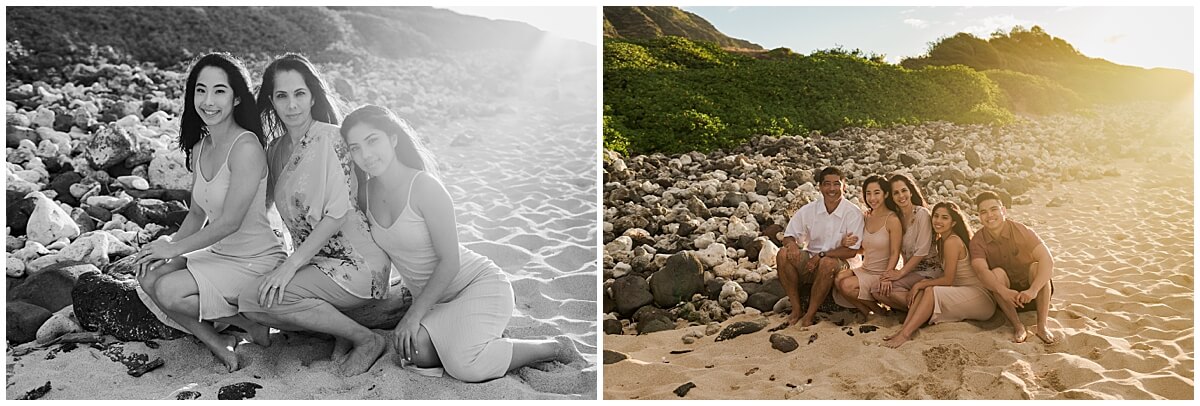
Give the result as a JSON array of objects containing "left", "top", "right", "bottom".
[{"left": 911, "top": 207, "right": 933, "bottom": 257}]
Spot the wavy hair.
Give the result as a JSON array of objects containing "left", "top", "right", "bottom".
[
  {"left": 256, "top": 53, "right": 343, "bottom": 140},
  {"left": 341, "top": 104, "right": 440, "bottom": 185},
  {"left": 932, "top": 201, "right": 973, "bottom": 261},
  {"left": 888, "top": 173, "right": 927, "bottom": 208},
  {"left": 179, "top": 52, "right": 265, "bottom": 170}
]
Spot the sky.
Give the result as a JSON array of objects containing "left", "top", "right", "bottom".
[
  {"left": 443, "top": 6, "right": 598, "bottom": 46},
  {"left": 682, "top": 6, "right": 1194, "bottom": 72}
]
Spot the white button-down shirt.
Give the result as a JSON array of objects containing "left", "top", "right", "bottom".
[{"left": 783, "top": 198, "right": 866, "bottom": 267}]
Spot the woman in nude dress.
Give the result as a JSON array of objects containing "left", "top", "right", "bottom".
[
  {"left": 833, "top": 175, "right": 902, "bottom": 320},
  {"left": 340, "top": 105, "right": 586, "bottom": 382},
  {"left": 882, "top": 201, "right": 996, "bottom": 348}
]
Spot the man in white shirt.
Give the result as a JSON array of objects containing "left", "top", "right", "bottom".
[{"left": 775, "top": 167, "right": 865, "bottom": 328}]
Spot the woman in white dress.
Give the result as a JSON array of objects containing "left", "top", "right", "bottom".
[{"left": 340, "top": 105, "right": 586, "bottom": 382}]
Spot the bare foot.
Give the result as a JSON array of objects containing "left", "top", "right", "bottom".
[
  {"left": 882, "top": 333, "right": 911, "bottom": 349},
  {"left": 331, "top": 336, "right": 352, "bottom": 364},
  {"left": 554, "top": 336, "right": 587, "bottom": 367},
  {"left": 1033, "top": 326, "right": 1058, "bottom": 344},
  {"left": 1012, "top": 324, "right": 1029, "bottom": 343},
  {"left": 340, "top": 334, "right": 386, "bottom": 377},
  {"left": 799, "top": 314, "right": 816, "bottom": 327},
  {"left": 785, "top": 310, "right": 803, "bottom": 327},
  {"left": 206, "top": 334, "right": 240, "bottom": 372}
]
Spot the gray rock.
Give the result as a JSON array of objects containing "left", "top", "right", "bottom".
[
  {"left": 649, "top": 252, "right": 705, "bottom": 308},
  {"left": 6, "top": 301, "right": 52, "bottom": 344},
  {"left": 612, "top": 275, "right": 654, "bottom": 317},
  {"left": 769, "top": 333, "right": 799, "bottom": 353},
  {"left": 84, "top": 124, "right": 135, "bottom": 169},
  {"left": 746, "top": 292, "right": 782, "bottom": 313},
  {"left": 603, "top": 349, "right": 628, "bottom": 365},
  {"left": 714, "top": 318, "right": 769, "bottom": 342},
  {"left": 633, "top": 305, "right": 675, "bottom": 334}
]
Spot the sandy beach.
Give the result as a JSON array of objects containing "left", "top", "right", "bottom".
[
  {"left": 603, "top": 145, "right": 1193, "bottom": 400},
  {"left": 6, "top": 103, "right": 599, "bottom": 400}
]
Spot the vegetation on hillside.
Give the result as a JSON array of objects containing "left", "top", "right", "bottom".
[
  {"left": 603, "top": 6, "right": 763, "bottom": 50},
  {"left": 604, "top": 36, "right": 1012, "bottom": 155}
]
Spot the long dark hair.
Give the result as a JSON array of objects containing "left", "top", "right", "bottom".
[
  {"left": 341, "top": 105, "right": 441, "bottom": 190},
  {"left": 179, "top": 52, "right": 265, "bottom": 170},
  {"left": 256, "top": 53, "right": 343, "bottom": 140},
  {"left": 862, "top": 175, "right": 900, "bottom": 214},
  {"left": 888, "top": 173, "right": 927, "bottom": 208},
  {"left": 932, "top": 201, "right": 973, "bottom": 261}
]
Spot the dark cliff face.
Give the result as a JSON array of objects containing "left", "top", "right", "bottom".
[{"left": 603, "top": 6, "right": 763, "bottom": 50}]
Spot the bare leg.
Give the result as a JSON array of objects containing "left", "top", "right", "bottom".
[
  {"left": 155, "top": 270, "right": 242, "bottom": 372},
  {"left": 776, "top": 250, "right": 808, "bottom": 326},
  {"left": 213, "top": 314, "right": 272, "bottom": 347},
  {"left": 988, "top": 268, "right": 1027, "bottom": 343},
  {"left": 800, "top": 258, "right": 839, "bottom": 327},
  {"left": 244, "top": 300, "right": 385, "bottom": 377},
  {"left": 883, "top": 290, "right": 935, "bottom": 348},
  {"left": 875, "top": 289, "right": 909, "bottom": 311},
  {"left": 1028, "top": 264, "right": 1057, "bottom": 344},
  {"left": 137, "top": 257, "right": 188, "bottom": 308},
  {"left": 835, "top": 270, "right": 881, "bottom": 321}
]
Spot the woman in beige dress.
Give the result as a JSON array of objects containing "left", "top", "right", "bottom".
[
  {"left": 874, "top": 173, "right": 940, "bottom": 310},
  {"left": 834, "top": 175, "right": 902, "bottom": 320},
  {"left": 133, "top": 52, "right": 285, "bottom": 372},
  {"left": 235, "top": 53, "right": 391, "bottom": 377},
  {"left": 340, "top": 105, "right": 585, "bottom": 382},
  {"left": 882, "top": 201, "right": 996, "bottom": 348}
]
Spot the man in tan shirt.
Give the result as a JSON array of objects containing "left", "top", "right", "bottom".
[{"left": 969, "top": 191, "right": 1057, "bottom": 344}]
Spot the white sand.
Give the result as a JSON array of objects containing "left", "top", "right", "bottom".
[
  {"left": 604, "top": 147, "right": 1193, "bottom": 400},
  {"left": 6, "top": 106, "right": 598, "bottom": 400}
]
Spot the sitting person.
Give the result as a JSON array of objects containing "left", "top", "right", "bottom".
[
  {"left": 775, "top": 166, "right": 866, "bottom": 328},
  {"left": 882, "top": 202, "right": 996, "bottom": 348},
  {"left": 873, "top": 174, "right": 940, "bottom": 311},
  {"left": 969, "top": 191, "right": 1058, "bottom": 344},
  {"left": 833, "top": 175, "right": 901, "bottom": 321}
]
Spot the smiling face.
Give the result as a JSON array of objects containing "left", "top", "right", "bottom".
[
  {"left": 193, "top": 66, "right": 238, "bottom": 127},
  {"left": 863, "top": 181, "right": 887, "bottom": 211},
  {"left": 344, "top": 122, "right": 397, "bottom": 177},
  {"left": 977, "top": 198, "right": 1007, "bottom": 234},
  {"left": 819, "top": 173, "right": 845, "bottom": 204},
  {"left": 891, "top": 179, "right": 912, "bottom": 209},
  {"left": 270, "top": 69, "right": 314, "bottom": 130},
  {"left": 931, "top": 206, "right": 955, "bottom": 236}
]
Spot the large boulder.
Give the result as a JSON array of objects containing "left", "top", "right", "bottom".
[
  {"left": 6, "top": 191, "right": 37, "bottom": 235},
  {"left": 7, "top": 301, "right": 52, "bottom": 344},
  {"left": 8, "top": 263, "right": 81, "bottom": 313},
  {"left": 25, "top": 191, "right": 81, "bottom": 245},
  {"left": 119, "top": 198, "right": 188, "bottom": 227},
  {"left": 632, "top": 305, "right": 675, "bottom": 335},
  {"left": 611, "top": 275, "right": 654, "bottom": 317},
  {"left": 84, "top": 124, "right": 136, "bottom": 169},
  {"left": 72, "top": 269, "right": 186, "bottom": 341},
  {"left": 648, "top": 252, "right": 704, "bottom": 308}
]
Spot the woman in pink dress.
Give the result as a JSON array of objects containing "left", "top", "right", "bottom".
[
  {"left": 133, "top": 52, "right": 285, "bottom": 372},
  {"left": 340, "top": 105, "right": 586, "bottom": 382},
  {"left": 833, "top": 175, "right": 902, "bottom": 321}
]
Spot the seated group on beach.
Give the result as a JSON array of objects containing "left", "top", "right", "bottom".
[
  {"left": 127, "top": 52, "right": 584, "bottom": 379},
  {"left": 775, "top": 166, "right": 1057, "bottom": 348}
]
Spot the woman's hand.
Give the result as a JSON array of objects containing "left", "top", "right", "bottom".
[
  {"left": 840, "top": 233, "right": 858, "bottom": 248},
  {"left": 882, "top": 268, "right": 904, "bottom": 282},
  {"left": 132, "top": 240, "right": 180, "bottom": 268},
  {"left": 906, "top": 284, "right": 926, "bottom": 307},
  {"left": 257, "top": 261, "right": 301, "bottom": 307},
  {"left": 393, "top": 314, "right": 423, "bottom": 363},
  {"left": 877, "top": 279, "right": 894, "bottom": 296}
]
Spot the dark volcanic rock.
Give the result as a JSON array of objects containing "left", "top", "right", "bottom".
[
  {"left": 745, "top": 292, "right": 782, "bottom": 313},
  {"left": 176, "top": 391, "right": 202, "bottom": 400},
  {"left": 761, "top": 223, "right": 785, "bottom": 246},
  {"left": 9, "top": 265, "right": 77, "bottom": 312},
  {"left": 603, "top": 349, "right": 628, "bottom": 365},
  {"left": 6, "top": 124, "right": 40, "bottom": 148},
  {"left": 612, "top": 275, "right": 654, "bottom": 317},
  {"left": 119, "top": 199, "right": 188, "bottom": 227},
  {"left": 674, "top": 382, "right": 696, "bottom": 397},
  {"left": 71, "top": 209, "right": 97, "bottom": 233},
  {"left": 899, "top": 153, "right": 919, "bottom": 167},
  {"left": 84, "top": 124, "right": 135, "bottom": 169},
  {"left": 217, "top": 382, "right": 263, "bottom": 400},
  {"left": 18, "top": 381, "right": 52, "bottom": 400},
  {"left": 603, "top": 318, "right": 623, "bottom": 335},
  {"left": 84, "top": 205, "right": 113, "bottom": 222},
  {"left": 72, "top": 271, "right": 186, "bottom": 341},
  {"left": 49, "top": 172, "right": 84, "bottom": 206},
  {"left": 7, "top": 191, "right": 38, "bottom": 235},
  {"left": 769, "top": 333, "right": 799, "bottom": 353},
  {"left": 714, "top": 318, "right": 769, "bottom": 342},
  {"left": 704, "top": 279, "right": 724, "bottom": 301},
  {"left": 633, "top": 305, "right": 675, "bottom": 334},
  {"left": 648, "top": 252, "right": 704, "bottom": 308},
  {"left": 7, "top": 301, "right": 53, "bottom": 344}
]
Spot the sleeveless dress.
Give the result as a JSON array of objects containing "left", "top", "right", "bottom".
[
  {"left": 237, "top": 121, "right": 389, "bottom": 314},
  {"left": 929, "top": 243, "right": 996, "bottom": 323},
  {"left": 138, "top": 131, "right": 286, "bottom": 326},
  {"left": 833, "top": 213, "right": 893, "bottom": 308},
  {"left": 368, "top": 170, "right": 515, "bottom": 383}
]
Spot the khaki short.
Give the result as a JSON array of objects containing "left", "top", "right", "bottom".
[{"left": 795, "top": 251, "right": 850, "bottom": 285}]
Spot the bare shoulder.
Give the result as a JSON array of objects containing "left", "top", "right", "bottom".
[{"left": 228, "top": 132, "right": 267, "bottom": 170}]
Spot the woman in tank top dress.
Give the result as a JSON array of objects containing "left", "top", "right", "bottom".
[
  {"left": 234, "top": 54, "right": 392, "bottom": 377},
  {"left": 132, "top": 53, "right": 285, "bottom": 372},
  {"left": 340, "top": 105, "right": 586, "bottom": 383},
  {"left": 833, "top": 175, "right": 902, "bottom": 320},
  {"left": 882, "top": 202, "right": 997, "bottom": 348},
  {"left": 874, "top": 173, "right": 941, "bottom": 310}
]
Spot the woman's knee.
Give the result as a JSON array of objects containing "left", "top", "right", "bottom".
[{"left": 442, "top": 358, "right": 497, "bottom": 383}]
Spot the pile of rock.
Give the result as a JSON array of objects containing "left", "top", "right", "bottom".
[{"left": 601, "top": 103, "right": 1184, "bottom": 336}]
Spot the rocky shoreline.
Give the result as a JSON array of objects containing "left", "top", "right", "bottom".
[{"left": 601, "top": 101, "right": 1190, "bottom": 339}]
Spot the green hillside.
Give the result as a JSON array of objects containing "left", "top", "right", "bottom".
[{"left": 603, "top": 6, "right": 762, "bottom": 50}]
